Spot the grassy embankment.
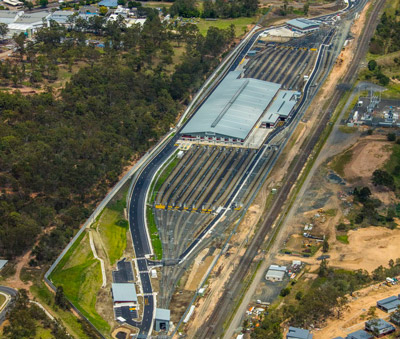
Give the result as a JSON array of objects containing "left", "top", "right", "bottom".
[
  {"left": 49, "top": 185, "right": 130, "bottom": 337},
  {"left": 146, "top": 151, "right": 180, "bottom": 260},
  {"left": 0, "top": 293, "right": 5, "bottom": 307},
  {"left": 330, "top": 149, "right": 353, "bottom": 177},
  {"left": 50, "top": 232, "right": 110, "bottom": 334},
  {"left": 336, "top": 234, "right": 349, "bottom": 244}
]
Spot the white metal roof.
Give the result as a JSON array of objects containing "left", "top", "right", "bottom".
[
  {"left": 265, "top": 269, "right": 285, "bottom": 279},
  {"left": 0, "top": 259, "right": 8, "bottom": 270},
  {"left": 287, "top": 18, "right": 320, "bottom": 30},
  {"left": 112, "top": 283, "right": 137, "bottom": 302},
  {"left": 181, "top": 71, "right": 281, "bottom": 140},
  {"left": 263, "top": 90, "right": 300, "bottom": 119},
  {"left": 155, "top": 308, "right": 170, "bottom": 321}
]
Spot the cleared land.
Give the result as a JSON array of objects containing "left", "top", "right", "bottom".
[{"left": 316, "top": 282, "right": 400, "bottom": 338}]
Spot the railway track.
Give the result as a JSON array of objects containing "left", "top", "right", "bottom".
[{"left": 197, "top": 0, "right": 386, "bottom": 337}]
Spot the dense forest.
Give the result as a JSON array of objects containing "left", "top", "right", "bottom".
[
  {"left": 370, "top": 10, "right": 400, "bottom": 54},
  {"left": 170, "top": 0, "right": 259, "bottom": 18},
  {"left": 3, "top": 289, "right": 71, "bottom": 339},
  {"left": 0, "top": 12, "right": 235, "bottom": 264}
]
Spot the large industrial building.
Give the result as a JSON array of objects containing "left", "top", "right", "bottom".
[
  {"left": 181, "top": 71, "right": 299, "bottom": 146},
  {"left": 287, "top": 18, "right": 320, "bottom": 32}
]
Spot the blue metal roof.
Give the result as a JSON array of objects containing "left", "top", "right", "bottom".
[
  {"left": 377, "top": 295, "right": 398, "bottom": 305},
  {"left": 365, "top": 318, "right": 395, "bottom": 331},
  {"left": 287, "top": 326, "right": 313, "bottom": 339},
  {"left": 99, "top": 0, "right": 118, "bottom": 7},
  {"left": 346, "top": 330, "right": 373, "bottom": 339}
]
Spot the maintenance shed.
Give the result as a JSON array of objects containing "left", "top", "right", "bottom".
[
  {"left": 377, "top": 295, "right": 400, "bottom": 313},
  {"left": 155, "top": 308, "right": 170, "bottom": 332},
  {"left": 346, "top": 330, "right": 373, "bottom": 339},
  {"left": 111, "top": 283, "right": 137, "bottom": 307},
  {"left": 391, "top": 311, "right": 400, "bottom": 325},
  {"left": 365, "top": 318, "right": 395, "bottom": 336},
  {"left": 286, "top": 326, "right": 313, "bottom": 339},
  {"left": 287, "top": 18, "right": 320, "bottom": 32},
  {"left": 181, "top": 71, "right": 281, "bottom": 144},
  {"left": 266, "top": 265, "right": 287, "bottom": 282}
]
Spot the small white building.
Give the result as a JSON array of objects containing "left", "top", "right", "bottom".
[{"left": 265, "top": 265, "right": 287, "bottom": 282}]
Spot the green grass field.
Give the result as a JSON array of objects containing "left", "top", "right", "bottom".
[
  {"left": 195, "top": 17, "right": 258, "bottom": 37},
  {"left": 151, "top": 154, "right": 180, "bottom": 203},
  {"left": 147, "top": 207, "right": 163, "bottom": 260},
  {"left": 336, "top": 234, "right": 349, "bottom": 244},
  {"left": 30, "top": 278, "right": 91, "bottom": 339},
  {"left": 50, "top": 233, "right": 110, "bottom": 334},
  {"left": 94, "top": 197, "right": 129, "bottom": 265},
  {"left": 330, "top": 149, "right": 353, "bottom": 177},
  {"left": 0, "top": 293, "right": 6, "bottom": 308},
  {"left": 34, "top": 326, "right": 53, "bottom": 339}
]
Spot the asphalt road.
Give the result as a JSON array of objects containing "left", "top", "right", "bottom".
[{"left": 0, "top": 286, "right": 17, "bottom": 325}]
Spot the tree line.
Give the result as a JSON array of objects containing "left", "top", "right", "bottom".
[
  {"left": 170, "top": 0, "right": 258, "bottom": 18},
  {"left": 0, "top": 14, "right": 235, "bottom": 264}
]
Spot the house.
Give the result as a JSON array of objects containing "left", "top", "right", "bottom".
[
  {"left": 287, "top": 326, "right": 313, "bottom": 339},
  {"left": 111, "top": 283, "right": 137, "bottom": 307},
  {"left": 154, "top": 308, "right": 170, "bottom": 332},
  {"left": 346, "top": 330, "right": 373, "bottom": 339},
  {"left": 0, "top": 260, "right": 8, "bottom": 271},
  {"left": 79, "top": 5, "right": 99, "bottom": 14},
  {"left": 377, "top": 295, "right": 400, "bottom": 313},
  {"left": 390, "top": 311, "right": 400, "bottom": 326},
  {"left": 265, "top": 265, "right": 287, "bottom": 282},
  {"left": 365, "top": 318, "right": 395, "bottom": 336}
]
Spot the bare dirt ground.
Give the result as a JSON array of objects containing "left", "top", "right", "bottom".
[
  {"left": 183, "top": 201, "right": 264, "bottom": 337},
  {"left": 343, "top": 137, "right": 392, "bottom": 182},
  {"left": 3, "top": 251, "right": 33, "bottom": 293},
  {"left": 315, "top": 282, "right": 400, "bottom": 338},
  {"left": 185, "top": 248, "right": 216, "bottom": 291}
]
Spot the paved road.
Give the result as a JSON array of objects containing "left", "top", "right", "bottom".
[{"left": 0, "top": 286, "right": 17, "bottom": 325}]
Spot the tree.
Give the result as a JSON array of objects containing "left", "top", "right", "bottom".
[
  {"left": 387, "top": 132, "right": 396, "bottom": 141},
  {"left": 322, "top": 238, "right": 329, "bottom": 253},
  {"left": 99, "top": 6, "right": 108, "bottom": 16},
  {"left": 26, "top": 1, "right": 34, "bottom": 10},
  {"left": 303, "top": 2, "right": 309, "bottom": 15},
  {"left": 368, "top": 59, "right": 377, "bottom": 71},
  {"left": 55, "top": 286, "right": 69, "bottom": 310},
  {"left": 295, "top": 291, "right": 303, "bottom": 300},
  {"left": 38, "top": 0, "right": 48, "bottom": 7},
  {"left": 318, "top": 259, "right": 329, "bottom": 277},
  {"left": 0, "top": 23, "right": 9, "bottom": 40},
  {"left": 372, "top": 169, "right": 395, "bottom": 189},
  {"left": 280, "top": 287, "right": 290, "bottom": 297}
]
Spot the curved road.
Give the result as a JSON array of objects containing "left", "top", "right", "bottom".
[{"left": 0, "top": 286, "right": 17, "bottom": 325}]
